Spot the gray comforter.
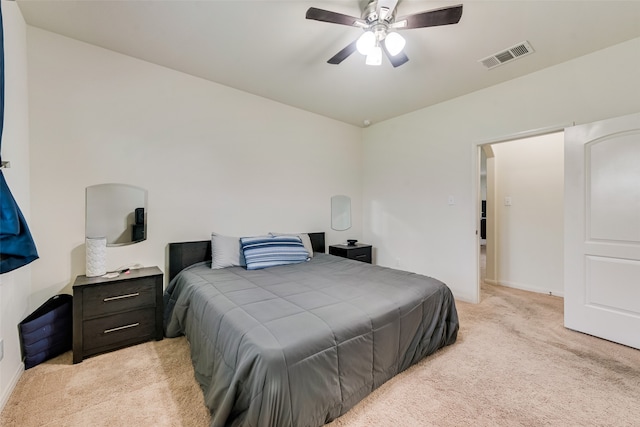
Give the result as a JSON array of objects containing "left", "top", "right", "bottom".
[{"left": 164, "top": 253, "right": 458, "bottom": 427}]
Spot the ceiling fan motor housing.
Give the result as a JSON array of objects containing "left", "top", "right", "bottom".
[{"left": 363, "top": 0, "right": 396, "bottom": 24}]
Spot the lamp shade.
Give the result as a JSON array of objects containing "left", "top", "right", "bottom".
[
  {"left": 86, "top": 236, "right": 107, "bottom": 277},
  {"left": 385, "top": 32, "right": 406, "bottom": 56},
  {"left": 356, "top": 31, "right": 376, "bottom": 55},
  {"left": 365, "top": 45, "right": 382, "bottom": 66}
]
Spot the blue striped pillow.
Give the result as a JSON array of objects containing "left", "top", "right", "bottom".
[{"left": 240, "top": 235, "right": 309, "bottom": 270}]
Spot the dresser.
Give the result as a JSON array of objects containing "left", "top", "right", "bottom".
[
  {"left": 329, "top": 243, "right": 373, "bottom": 264},
  {"left": 72, "top": 266, "right": 163, "bottom": 363}
]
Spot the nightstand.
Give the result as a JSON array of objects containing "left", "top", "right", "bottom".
[
  {"left": 329, "top": 243, "right": 373, "bottom": 264},
  {"left": 72, "top": 266, "right": 163, "bottom": 363}
]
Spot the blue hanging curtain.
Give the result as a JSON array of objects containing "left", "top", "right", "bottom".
[{"left": 0, "top": 4, "right": 39, "bottom": 273}]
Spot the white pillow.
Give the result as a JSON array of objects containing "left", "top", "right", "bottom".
[
  {"left": 268, "top": 232, "right": 313, "bottom": 258},
  {"left": 211, "top": 233, "right": 244, "bottom": 269}
]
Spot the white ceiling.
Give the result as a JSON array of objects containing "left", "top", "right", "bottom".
[{"left": 16, "top": 0, "right": 640, "bottom": 127}]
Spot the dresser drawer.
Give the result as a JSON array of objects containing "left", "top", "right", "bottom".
[
  {"left": 83, "top": 278, "right": 156, "bottom": 318},
  {"left": 346, "top": 247, "right": 372, "bottom": 263},
  {"left": 82, "top": 307, "right": 156, "bottom": 353}
]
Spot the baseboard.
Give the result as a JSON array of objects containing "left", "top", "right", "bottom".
[
  {"left": 486, "top": 279, "right": 564, "bottom": 297},
  {"left": 0, "top": 362, "right": 24, "bottom": 412}
]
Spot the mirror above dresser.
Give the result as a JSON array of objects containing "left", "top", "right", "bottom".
[
  {"left": 85, "top": 183, "right": 147, "bottom": 246},
  {"left": 331, "top": 195, "right": 351, "bottom": 231}
]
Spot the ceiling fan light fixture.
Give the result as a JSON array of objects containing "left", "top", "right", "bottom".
[
  {"left": 356, "top": 31, "right": 376, "bottom": 55},
  {"left": 384, "top": 32, "right": 406, "bottom": 56},
  {"left": 365, "top": 45, "right": 382, "bottom": 66}
]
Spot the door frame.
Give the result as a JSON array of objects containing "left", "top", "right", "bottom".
[{"left": 471, "top": 123, "right": 572, "bottom": 303}]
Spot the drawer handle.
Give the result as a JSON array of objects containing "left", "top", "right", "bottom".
[
  {"left": 104, "top": 323, "right": 140, "bottom": 334},
  {"left": 355, "top": 254, "right": 367, "bottom": 258},
  {"left": 104, "top": 292, "right": 140, "bottom": 302}
]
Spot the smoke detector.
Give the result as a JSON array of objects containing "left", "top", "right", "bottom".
[{"left": 479, "top": 41, "right": 535, "bottom": 70}]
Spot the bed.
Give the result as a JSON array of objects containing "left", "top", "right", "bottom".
[{"left": 164, "top": 232, "right": 459, "bottom": 427}]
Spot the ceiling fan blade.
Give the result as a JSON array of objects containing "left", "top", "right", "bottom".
[
  {"left": 327, "top": 40, "right": 358, "bottom": 65},
  {"left": 306, "top": 7, "right": 365, "bottom": 27},
  {"left": 382, "top": 44, "right": 409, "bottom": 68},
  {"left": 397, "top": 4, "right": 463, "bottom": 29}
]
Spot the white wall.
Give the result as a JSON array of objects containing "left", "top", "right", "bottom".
[
  {"left": 26, "top": 27, "right": 363, "bottom": 304},
  {"left": 363, "top": 36, "right": 640, "bottom": 302},
  {"left": 488, "top": 133, "right": 564, "bottom": 296},
  {"left": 485, "top": 153, "right": 496, "bottom": 282},
  {"left": 0, "top": 2, "right": 31, "bottom": 410}
]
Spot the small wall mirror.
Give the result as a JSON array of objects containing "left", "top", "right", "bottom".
[
  {"left": 86, "top": 183, "right": 147, "bottom": 246},
  {"left": 331, "top": 195, "right": 352, "bottom": 231}
]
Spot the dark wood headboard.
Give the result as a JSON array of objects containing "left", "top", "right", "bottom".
[{"left": 167, "top": 232, "right": 325, "bottom": 282}]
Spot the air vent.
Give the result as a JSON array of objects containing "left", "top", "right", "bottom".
[{"left": 479, "top": 41, "right": 535, "bottom": 70}]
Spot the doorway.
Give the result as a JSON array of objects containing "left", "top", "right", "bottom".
[{"left": 477, "top": 131, "right": 565, "bottom": 300}]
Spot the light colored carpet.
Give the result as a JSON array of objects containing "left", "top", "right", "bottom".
[{"left": 2, "top": 282, "right": 639, "bottom": 426}]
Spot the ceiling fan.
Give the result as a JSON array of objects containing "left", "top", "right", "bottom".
[{"left": 306, "top": 0, "right": 463, "bottom": 67}]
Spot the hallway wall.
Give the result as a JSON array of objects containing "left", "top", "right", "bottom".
[{"left": 488, "top": 132, "right": 564, "bottom": 295}]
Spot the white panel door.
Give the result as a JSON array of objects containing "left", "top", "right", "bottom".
[{"left": 565, "top": 112, "right": 640, "bottom": 349}]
